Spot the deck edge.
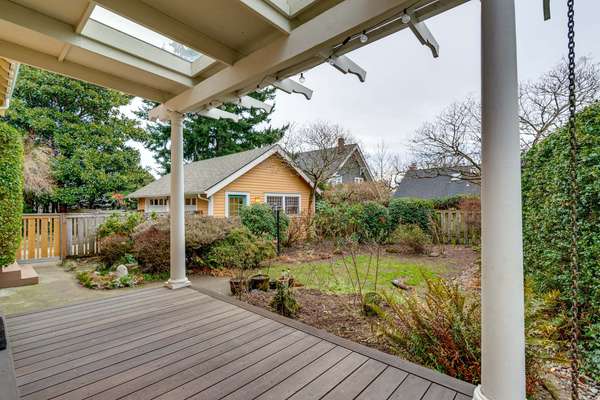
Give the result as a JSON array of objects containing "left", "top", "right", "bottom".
[{"left": 190, "top": 285, "right": 476, "bottom": 397}]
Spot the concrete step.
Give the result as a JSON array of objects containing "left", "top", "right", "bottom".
[{"left": 0, "top": 264, "right": 39, "bottom": 288}]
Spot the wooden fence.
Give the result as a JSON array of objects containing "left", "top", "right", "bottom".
[
  {"left": 436, "top": 210, "right": 481, "bottom": 245},
  {"left": 16, "top": 212, "right": 121, "bottom": 263}
]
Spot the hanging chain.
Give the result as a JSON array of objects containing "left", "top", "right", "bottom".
[{"left": 566, "top": 0, "right": 580, "bottom": 399}]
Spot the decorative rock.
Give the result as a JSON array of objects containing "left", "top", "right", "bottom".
[
  {"left": 391, "top": 279, "right": 411, "bottom": 291},
  {"left": 115, "top": 265, "right": 128, "bottom": 278}
]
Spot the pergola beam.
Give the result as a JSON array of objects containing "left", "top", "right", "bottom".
[
  {"left": 0, "top": 39, "right": 172, "bottom": 102},
  {"left": 160, "top": 0, "right": 414, "bottom": 113},
  {"left": 238, "top": 0, "right": 292, "bottom": 34},
  {"left": 0, "top": 0, "right": 194, "bottom": 86},
  {"left": 93, "top": 0, "right": 240, "bottom": 65}
]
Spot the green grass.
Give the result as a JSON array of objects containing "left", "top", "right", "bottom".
[{"left": 266, "top": 254, "right": 446, "bottom": 294}]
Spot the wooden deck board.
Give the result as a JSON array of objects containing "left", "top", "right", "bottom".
[{"left": 6, "top": 287, "right": 475, "bottom": 400}]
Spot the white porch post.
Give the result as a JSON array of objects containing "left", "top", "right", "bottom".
[
  {"left": 166, "top": 111, "right": 190, "bottom": 289},
  {"left": 475, "top": 0, "right": 526, "bottom": 399}
]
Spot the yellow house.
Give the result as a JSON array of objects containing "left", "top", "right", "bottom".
[{"left": 127, "top": 145, "right": 315, "bottom": 218}]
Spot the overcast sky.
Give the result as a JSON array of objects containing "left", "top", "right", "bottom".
[{"left": 133, "top": 1, "right": 600, "bottom": 175}]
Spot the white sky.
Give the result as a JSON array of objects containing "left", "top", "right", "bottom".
[{"left": 132, "top": 1, "right": 600, "bottom": 175}]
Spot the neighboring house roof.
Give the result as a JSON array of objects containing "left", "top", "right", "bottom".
[
  {"left": 127, "top": 144, "right": 315, "bottom": 199},
  {"left": 394, "top": 168, "right": 480, "bottom": 199},
  {"left": 0, "top": 58, "right": 19, "bottom": 116},
  {"left": 294, "top": 142, "right": 374, "bottom": 181}
]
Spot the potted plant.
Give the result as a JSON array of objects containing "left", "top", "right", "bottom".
[{"left": 249, "top": 272, "right": 270, "bottom": 291}]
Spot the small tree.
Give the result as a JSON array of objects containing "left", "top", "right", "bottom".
[
  {"left": 282, "top": 121, "right": 354, "bottom": 210},
  {"left": 0, "top": 122, "right": 24, "bottom": 267}
]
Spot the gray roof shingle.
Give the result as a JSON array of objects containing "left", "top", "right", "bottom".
[
  {"left": 127, "top": 145, "right": 277, "bottom": 198},
  {"left": 294, "top": 144, "right": 357, "bottom": 177},
  {"left": 394, "top": 168, "right": 480, "bottom": 199}
]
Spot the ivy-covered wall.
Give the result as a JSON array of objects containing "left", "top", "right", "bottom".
[
  {"left": 0, "top": 121, "right": 24, "bottom": 268},
  {"left": 522, "top": 102, "right": 600, "bottom": 377}
]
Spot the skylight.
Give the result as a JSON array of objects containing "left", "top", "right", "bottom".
[{"left": 88, "top": 6, "right": 202, "bottom": 62}]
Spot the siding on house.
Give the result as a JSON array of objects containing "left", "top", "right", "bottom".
[
  {"left": 338, "top": 153, "right": 369, "bottom": 184},
  {"left": 211, "top": 154, "right": 312, "bottom": 217},
  {"left": 196, "top": 198, "right": 209, "bottom": 215}
]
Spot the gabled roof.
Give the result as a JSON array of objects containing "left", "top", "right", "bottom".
[
  {"left": 127, "top": 144, "right": 315, "bottom": 199},
  {"left": 394, "top": 168, "right": 480, "bottom": 199},
  {"left": 295, "top": 143, "right": 374, "bottom": 180}
]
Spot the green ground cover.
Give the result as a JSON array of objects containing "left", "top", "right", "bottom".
[{"left": 267, "top": 255, "right": 446, "bottom": 294}]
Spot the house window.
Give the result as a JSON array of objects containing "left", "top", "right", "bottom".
[
  {"left": 329, "top": 175, "right": 343, "bottom": 185},
  {"left": 266, "top": 195, "right": 283, "bottom": 210},
  {"left": 149, "top": 198, "right": 168, "bottom": 206},
  {"left": 185, "top": 198, "right": 197, "bottom": 206},
  {"left": 226, "top": 193, "right": 248, "bottom": 217},
  {"left": 265, "top": 194, "right": 301, "bottom": 216},
  {"left": 354, "top": 177, "right": 364, "bottom": 184}
]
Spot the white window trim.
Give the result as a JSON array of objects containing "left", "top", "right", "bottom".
[
  {"left": 354, "top": 176, "right": 364, "bottom": 184},
  {"left": 264, "top": 193, "right": 302, "bottom": 216},
  {"left": 225, "top": 192, "right": 249, "bottom": 218}
]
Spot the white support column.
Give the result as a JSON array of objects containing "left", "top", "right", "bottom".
[
  {"left": 475, "top": 0, "right": 526, "bottom": 399},
  {"left": 166, "top": 111, "right": 190, "bottom": 290}
]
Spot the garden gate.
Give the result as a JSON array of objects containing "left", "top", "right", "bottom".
[{"left": 16, "top": 212, "right": 120, "bottom": 263}]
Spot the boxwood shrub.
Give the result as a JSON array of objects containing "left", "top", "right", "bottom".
[
  {"left": 240, "top": 203, "right": 288, "bottom": 240},
  {"left": 0, "top": 122, "right": 24, "bottom": 268},
  {"left": 388, "top": 198, "right": 434, "bottom": 233}
]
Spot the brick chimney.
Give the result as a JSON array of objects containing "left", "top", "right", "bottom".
[{"left": 337, "top": 137, "right": 345, "bottom": 151}]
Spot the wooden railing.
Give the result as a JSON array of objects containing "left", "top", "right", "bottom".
[
  {"left": 436, "top": 210, "right": 481, "bottom": 245},
  {"left": 16, "top": 212, "right": 121, "bottom": 263}
]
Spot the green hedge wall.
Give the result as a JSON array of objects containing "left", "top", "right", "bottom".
[
  {"left": 0, "top": 122, "right": 24, "bottom": 268},
  {"left": 522, "top": 103, "right": 600, "bottom": 378},
  {"left": 388, "top": 198, "right": 434, "bottom": 232}
]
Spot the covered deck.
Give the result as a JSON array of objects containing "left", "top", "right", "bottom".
[{"left": 4, "top": 287, "right": 473, "bottom": 400}]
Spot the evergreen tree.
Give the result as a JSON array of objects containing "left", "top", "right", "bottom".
[
  {"left": 1, "top": 66, "right": 153, "bottom": 210},
  {"left": 137, "top": 88, "right": 287, "bottom": 173}
]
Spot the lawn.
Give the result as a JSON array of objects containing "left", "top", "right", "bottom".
[{"left": 266, "top": 254, "right": 446, "bottom": 294}]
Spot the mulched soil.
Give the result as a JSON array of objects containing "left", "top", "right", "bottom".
[{"left": 242, "top": 288, "right": 394, "bottom": 355}]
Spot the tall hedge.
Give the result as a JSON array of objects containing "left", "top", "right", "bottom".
[
  {"left": 388, "top": 198, "right": 434, "bottom": 232},
  {"left": 522, "top": 103, "right": 600, "bottom": 377},
  {"left": 0, "top": 122, "right": 24, "bottom": 268}
]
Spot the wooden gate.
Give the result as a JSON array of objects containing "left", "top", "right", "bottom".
[
  {"left": 17, "top": 212, "right": 121, "bottom": 263},
  {"left": 16, "top": 214, "right": 62, "bottom": 263}
]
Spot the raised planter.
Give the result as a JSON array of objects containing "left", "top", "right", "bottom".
[
  {"left": 249, "top": 274, "right": 270, "bottom": 291},
  {"left": 0, "top": 263, "right": 39, "bottom": 289}
]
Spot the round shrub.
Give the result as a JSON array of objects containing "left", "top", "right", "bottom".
[
  {"left": 388, "top": 198, "right": 434, "bottom": 232},
  {"left": 132, "top": 220, "right": 170, "bottom": 274},
  {"left": 207, "top": 227, "right": 275, "bottom": 269},
  {"left": 186, "top": 215, "right": 239, "bottom": 253},
  {"left": 239, "top": 203, "right": 288, "bottom": 239},
  {"left": 358, "top": 201, "right": 389, "bottom": 243},
  {"left": 98, "top": 234, "right": 132, "bottom": 267},
  {"left": 0, "top": 122, "right": 24, "bottom": 268},
  {"left": 389, "top": 224, "right": 432, "bottom": 254}
]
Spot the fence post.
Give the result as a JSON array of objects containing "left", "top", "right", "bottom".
[
  {"left": 275, "top": 208, "right": 281, "bottom": 256},
  {"left": 60, "top": 214, "right": 67, "bottom": 260}
]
